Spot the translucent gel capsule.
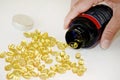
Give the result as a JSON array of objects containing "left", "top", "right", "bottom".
[
  {"left": 49, "top": 37, "right": 56, "bottom": 47},
  {"left": 22, "top": 72, "right": 31, "bottom": 79},
  {"left": 5, "top": 57, "right": 13, "bottom": 63},
  {"left": 5, "top": 64, "right": 12, "bottom": 71},
  {"left": 12, "top": 76, "right": 20, "bottom": 80},
  {"left": 50, "top": 66, "right": 56, "bottom": 71},
  {"left": 56, "top": 67, "right": 66, "bottom": 74},
  {"left": 30, "top": 71, "right": 38, "bottom": 77},
  {"left": 8, "top": 44, "right": 16, "bottom": 51},
  {"left": 56, "top": 56, "right": 62, "bottom": 63},
  {"left": 60, "top": 51, "right": 65, "bottom": 57},
  {"left": 45, "top": 58, "right": 53, "bottom": 64},
  {"left": 6, "top": 51, "right": 15, "bottom": 56},
  {"left": 39, "top": 73, "right": 49, "bottom": 80},
  {"left": 78, "top": 59, "right": 84, "bottom": 65},
  {"left": 75, "top": 53, "right": 81, "bottom": 59},
  {"left": 56, "top": 42, "right": 66, "bottom": 50},
  {"left": 77, "top": 70, "right": 84, "bottom": 76},
  {"left": 12, "top": 64, "right": 21, "bottom": 69},
  {"left": 48, "top": 70, "right": 56, "bottom": 78},
  {"left": 20, "top": 40, "right": 27, "bottom": 47},
  {"left": 62, "top": 64, "right": 71, "bottom": 70},
  {"left": 24, "top": 32, "right": 32, "bottom": 38},
  {"left": 12, "top": 69, "right": 22, "bottom": 77},
  {"left": 51, "top": 51, "right": 59, "bottom": 56},
  {"left": 42, "top": 32, "right": 48, "bottom": 39},
  {"left": 6, "top": 72, "right": 14, "bottom": 79},
  {"left": 41, "top": 69, "right": 49, "bottom": 73},
  {"left": 72, "top": 67, "right": 78, "bottom": 73},
  {"left": 0, "top": 52, "right": 6, "bottom": 58},
  {"left": 70, "top": 62, "right": 77, "bottom": 68}
]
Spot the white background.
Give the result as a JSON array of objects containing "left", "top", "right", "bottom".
[{"left": 0, "top": 0, "right": 120, "bottom": 80}]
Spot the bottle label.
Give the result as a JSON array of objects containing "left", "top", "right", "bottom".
[
  {"left": 79, "top": 14, "right": 101, "bottom": 29},
  {"left": 80, "top": 5, "right": 113, "bottom": 30}
]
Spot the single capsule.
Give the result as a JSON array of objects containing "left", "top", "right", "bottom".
[
  {"left": 50, "top": 66, "right": 56, "bottom": 71},
  {"left": 77, "top": 70, "right": 84, "bottom": 76},
  {"left": 45, "top": 58, "right": 53, "bottom": 64},
  {"left": 60, "top": 51, "right": 66, "bottom": 57},
  {"left": 51, "top": 51, "right": 59, "bottom": 56},
  {"left": 63, "top": 55, "right": 70, "bottom": 60},
  {"left": 41, "top": 69, "right": 49, "bottom": 73},
  {"left": 62, "top": 64, "right": 71, "bottom": 70},
  {"left": 0, "top": 52, "right": 6, "bottom": 58},
  {"left": 41, "top": 55, "right": 49, "bottom": 61},
  {"left": 24, "top": 32, "right": 32, "bottom": 38},
  {"left": 49, "top": 37, "right": 56, "bottom": 47},
  {"left": 16, "top": 44, "right": 23, "bottom": 50},
  {"left": 78, "top": 59, "right": 84, "bottom": 65},
  {"left": 48, "top": 70, "right": 56, "bottom": 78},
  {"left": 39, "top": 73, "right": 49, "bottom": 80},
  {"left": 12, "top": 76, "right": 20, "bottom": 80},
  {"left": 30, "top": 71, "right": 38, "bottom": 77},
  {"left": 37, "top": 65, "right": 45, "bottom": 71},
  {"left": 56, "top": 42, "right": 66, "bottom": 50},
  {"left": 56, "top": 67, "right": 66, "bottom": 74},
  {"left": 32, "top": 35, "right": 38, "bottom": 41},
  {"left": 6, "top": 51, "right": 15, "bottom": 56},
  {"left": 12, "top": 63, "right": 21, "bottom": 69},
  {"left": 42, "top": 32, "right": 48, "bottom": 39},
  {"left": 45, "top": 39, "right": 50, "bottom": 45},
  {"left": 22, "top": 72, "right": 31, "bottom": 79},
  {"left": 8, "top": 44, "right": 16, "bottom": 51},
  {"left": 20, "top": 40, "right": 27, "bottom": 47},
  {"left": 26, "top": 65, "right": 34, "bottom": 71},
  {"left": 5, "top": 57, "right": 13, "bottom": 63},
  {"left": 70, "top": 62, "right": 77, "bottom": 67},
  {"left": 75, "top": 53, "right": 81, "bottom": 59},
  {"left": 56, "top": 56, "right": 62, "bottom": 63},
  {"left": 5, "top": 64, "right": 12, "bottom": 71},
  {"left": 35, "top": 29, "right": 41, "bottom": 35},
  {"left": 72, "top": 67, "right": 78, "bottom": 73},
  {"left": 79, "top": 67, "right": 87, "bottom": 72},
  {"left": 6, "top": 72, "right": 14, "bottom": 79},
  {"left": 12, "top": 69, "right": 22, "bottom": 77}
]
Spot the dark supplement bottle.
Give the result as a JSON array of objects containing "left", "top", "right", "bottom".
[{"left": 65, "top": 4, "right": 113, "bottom": 49}]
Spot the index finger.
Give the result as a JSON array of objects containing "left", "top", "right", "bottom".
[{"left": 64, "top": 0, "right": 95, "bottom": 29}]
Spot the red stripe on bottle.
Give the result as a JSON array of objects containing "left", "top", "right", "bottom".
[{"left": 79, "top": 14, "right": 101, "bottom": 29}]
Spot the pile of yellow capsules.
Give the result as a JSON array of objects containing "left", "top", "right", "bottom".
[{"left": 0, "top": 30, "right": 87, "bottom": 80}]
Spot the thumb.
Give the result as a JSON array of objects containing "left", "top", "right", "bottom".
[
  {"left": 64, "top": 0, "right": 95, "bottom": 29},
  {"left": 64, "top": 0, "right": 104, "bottom": 29},
  {"left": 100, "top": 16, "right": 120, "bottom": 49}
]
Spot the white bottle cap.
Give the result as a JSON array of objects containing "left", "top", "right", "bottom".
[{"left": 12, "top": 14, "right": 34, "bottom": 31}]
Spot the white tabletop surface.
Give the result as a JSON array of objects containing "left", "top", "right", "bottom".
[{"left": 0, "top": 0, "right": 120, "bottom": 80}]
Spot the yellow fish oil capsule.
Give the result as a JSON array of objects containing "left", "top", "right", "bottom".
[
  {"left": 6, "top": 72, "right": 14, "bottom": 79},
  {"left": 39, "top": 73, "right": 49, "bottom": 80},
  {"left": 75, "top": 53, "right": 81, "bottom": 59},
  {"left": 0, "top": 52, "right": 6, "bottom": 58},
  {"left": 5, "top": 64, "right": 12, "bottom": 71}
]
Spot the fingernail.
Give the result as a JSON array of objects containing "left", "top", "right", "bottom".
[{"left": 101, "top": 40, "right": 110, "bottom": 49}]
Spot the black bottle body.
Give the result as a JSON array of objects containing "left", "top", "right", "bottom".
[{"left": 65, "top": 4, "right": 113, "bottom": 49}]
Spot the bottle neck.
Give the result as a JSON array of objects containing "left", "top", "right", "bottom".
[{"left": 65, "top": 23, "right": 90, "bottom": 49}]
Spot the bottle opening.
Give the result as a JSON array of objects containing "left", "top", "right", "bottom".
[{"left": 65, "top": 26, "right": 84, "bottom": 49}]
